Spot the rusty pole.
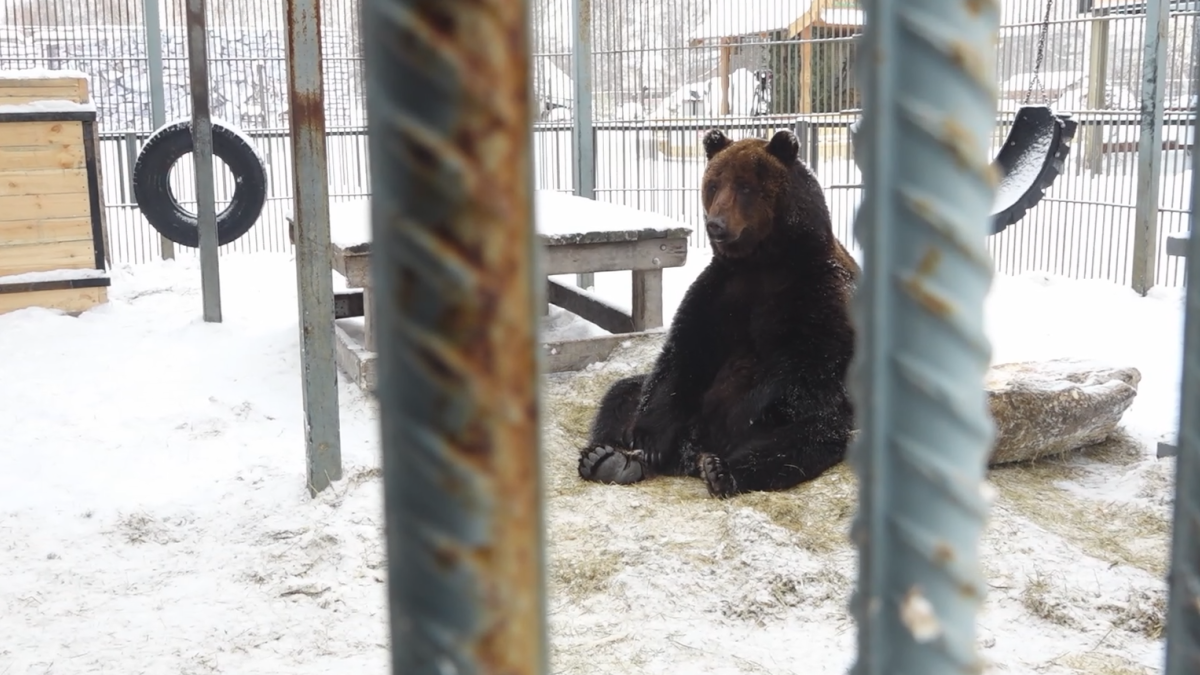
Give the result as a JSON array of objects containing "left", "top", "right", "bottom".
[
  {"left": 284, "top": 0, "right": 342, "bottom": 496},
  {"left": 361, "top": 0, "right": 547, "bottom": 673}
]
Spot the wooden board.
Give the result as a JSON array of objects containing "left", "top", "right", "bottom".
[
  {"left": 1166, "top": 233, "right": 1190, "bottom": 258},
  {"left": 0, "top": 217, "right": 93, "bottom": 245},
  {"left": 0, "top": 142, "right": 86, "bottom": 171},
  {"left": 0, "top": 192, "right": 91, "bottom": 223},
  {"left": 0, "top": 285, "right": 105, "bottom": 315},
  {"left": 542, "top": 330, "right": 665, "bottom": 373},
  {"left": 0, "top": 168, "right": 89, "bottom": 197},
  {"left": 0, "top": 75, "right": 88, "bottom": 105},
  {"left": 547, "top": 278, "right": 635, "bottom": 334},
  {"left": 332, "top": 247, "right": 371, "bottom": 288},
  {"left": 334, "top": 319, "right": 377, "bottom": 392},
  {"left": 544, "top": 237, "right": 689, "bottom": 275},
  {"left": 0, "top": 121, "right": 83, "bottom": 148},
  {"left": 0, "top": 239, "right": 96, "bottom": 276},
  {"left": 631, "top": 268, "right": 664, "bottom": 330}
]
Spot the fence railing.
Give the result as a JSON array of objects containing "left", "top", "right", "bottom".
[
  {"left": 95, "top": 107, "right": 1195, "bottom": 286},
  {"left": 2, "top": 2, "right": 1197, "bottom": 290}
]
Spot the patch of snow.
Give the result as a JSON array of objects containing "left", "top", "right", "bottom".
[
  {"left": 327, "top": 191, "right": 692, "bottom": 249},
  {"left": 535, "top": 190, "right": 692, "bottom": 237},
  {"left": 154, "top": 115, "right": 267, "bottom": 165},
  {"left": 0, "top": 268, "right": 108, "bottom": 285},
  {"left": 691, "top": 0, "right": 813, "bottom": 41},
  {"left": 542, "top": 305, "right": 608, "bottom": 342},
  {"left": 0, "top": 67, "right": 89, "bottom": 80},
  {"left": 0, "top": 99, "right": 97, "bottom": 114},
  {"left": 0, "top": 193, "right": 1184, "bottom": 673},
  {"left": 649, "top": 68, "right": 764, "bottom": 119}
]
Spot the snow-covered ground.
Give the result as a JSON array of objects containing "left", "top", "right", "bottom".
[{"left": 0, "top": 198, "right": 1187, "bottom": 673}]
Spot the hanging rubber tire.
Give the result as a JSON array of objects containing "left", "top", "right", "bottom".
[
  {"left": 989, "top": 109, "right": 1078, "bottom": 235},
  {"left": 133, "top": 119, "right": 268, "bottom": 248},
  {"left": 847, "top": 106, "right": 1078, "bottom": 236}
]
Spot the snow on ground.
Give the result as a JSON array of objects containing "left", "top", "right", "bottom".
[{"left": 0, "top": 218, "right": 1185, "bottom": 674}]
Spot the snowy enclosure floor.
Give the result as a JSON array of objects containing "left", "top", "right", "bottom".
[{"left": 0, "top": 250, "right": 1182, "bottom": 675}]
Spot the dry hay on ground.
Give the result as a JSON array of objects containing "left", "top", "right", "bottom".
[{"left": 541, "top": 335, "right": 1173, "bottom": 674}]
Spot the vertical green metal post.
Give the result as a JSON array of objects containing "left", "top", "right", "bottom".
[
  {"left": 1162, "top": 45, "right": 1200, "bottom": 675},
  {"left": 847, "top": 0, "right": 1001, "bottom": 671}
]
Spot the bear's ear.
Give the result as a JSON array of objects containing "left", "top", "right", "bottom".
[
  {"left": 703, "top": 129, "right": 732, "bottom": 161},
  {"left": 766, "top": 129, "right": 800, "bottom": 165}
]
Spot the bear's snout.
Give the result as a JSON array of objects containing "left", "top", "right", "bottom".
[{"left": 705, "top": 216, "right": 729, "bottom": 242}]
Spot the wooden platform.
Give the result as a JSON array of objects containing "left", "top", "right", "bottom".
[
  {"left": 0, "top": 70, "right": 110, "bottom": 315},
  {"left": 287, "top": 205, "right": 692, "bottom": 392}
]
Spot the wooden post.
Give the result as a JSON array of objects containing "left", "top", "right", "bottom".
[
  {"left": 1084, "top": 12, "right": 1110, "bottom": 174},
  {"left": 631, "top": 268, "right": 663, "bottom": 330},
  {"left": 719, "top": 37, "right": 732, "bottom": 116},
  {"left": 799, "top": 26, "right": 814, "bottom": 114},
  {"left": 362, "top": 285, "right": 375, "bottom": 351}
]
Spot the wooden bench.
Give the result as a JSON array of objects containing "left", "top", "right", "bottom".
[{"left": 289, "top": 196, "right": 692, "bottom": 391}]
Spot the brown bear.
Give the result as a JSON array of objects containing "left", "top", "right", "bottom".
[{"left": 576, "top": 128, "right": 858, "bottom": 498}]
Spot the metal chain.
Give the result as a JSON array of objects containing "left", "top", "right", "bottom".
[{"left": 1024, "top": 0, "right": 1055, "bottom": 105}]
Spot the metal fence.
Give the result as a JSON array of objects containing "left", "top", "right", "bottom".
[{"left": 0, "top": 0, "right": 1196, "bottom": 288}]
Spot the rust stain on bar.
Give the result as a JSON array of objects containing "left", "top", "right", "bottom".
[{"left": 374, "top": 0, "right": 544, "bottom": 672}]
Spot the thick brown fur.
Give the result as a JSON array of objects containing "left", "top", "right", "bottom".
[{"left": 578, "top": 128, "right": 858, "bottom": 498}]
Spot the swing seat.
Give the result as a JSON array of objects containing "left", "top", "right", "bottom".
[{"left": 847, "top": 105, "right": 1078, "bottom": 234}]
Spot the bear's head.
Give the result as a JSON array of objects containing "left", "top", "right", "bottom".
[{"left": 699, "top": 128, "right": 804, "bottom": 259}]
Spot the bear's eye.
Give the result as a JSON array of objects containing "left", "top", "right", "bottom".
[
  {"left": 704, "top": 182, "right": 717, "bottom": 199},
  {"left": 737, "top": 184, "right": 752, "bottom": 195}
]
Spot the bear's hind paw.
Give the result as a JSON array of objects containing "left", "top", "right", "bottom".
[
  {"left": 699, "top": 454, "right": 738, "bottom": 498},
  {"left": 579, "top": 445, "right": 648, "bottom": 485}
]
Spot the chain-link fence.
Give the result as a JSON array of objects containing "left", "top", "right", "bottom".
[{"left": 1, "top": 0, "right": 1196, "bottom": 286}]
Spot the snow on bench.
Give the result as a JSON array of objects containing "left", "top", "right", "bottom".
[
  {"left": 325, "top": 190, "right": 692, "bottom": 250},
  {"left": 308, "top": 191, "right": 694, "bottom": 387}
]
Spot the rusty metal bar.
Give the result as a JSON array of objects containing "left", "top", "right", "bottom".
[
  {"left": 847, "top": 0, "right": 1000, "bottom": 671},
  {"left": 185, "top": 0, "right": 221, "bottom": 322},
  {"left": 284, "top": 0, "right": 342, "bottom": 496},
  {"left": 1163, "top": 54, "right": 1200, "bottom": 675},
  {"left": 361, "top": 0, "right": 547, "bottom": 673}
]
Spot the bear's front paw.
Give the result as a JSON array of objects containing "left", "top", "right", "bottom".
[
  {"left": 698, "top": 454, "right": 737, "bottom": 498},
  {"left": 626, "top": 429, "right": 672, "bottom": 471},
  {"left": 579, "top": 445, "right": 648, "bottom": 485}
]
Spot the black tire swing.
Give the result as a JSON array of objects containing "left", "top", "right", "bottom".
[
  {"left": 133, "top": 119, "right": 268, "bottom": 248},
  {"left": 849, "top": 0, "right": 1077, "bottom": 235}
]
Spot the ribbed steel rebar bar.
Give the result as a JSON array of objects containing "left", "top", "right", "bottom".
[
  {"left": 1163, "top": 57, "right": 1200, "bottom": 675},
  {"left": 847, "top": 0, "right": 1000, "bottom": 671},
  {"left": 362, "top": 1, "right": 547, "bottom": 673}
]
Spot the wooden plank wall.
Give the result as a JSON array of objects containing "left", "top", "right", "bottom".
[
  {"left": 0, "top": 74, "right": 88, "bottom": 106},
  {"left": 0, "top": 72, "right": 108, "bottom": 314},
  {"left": 0, "top": 120, "right": 96, "bottom": 276}
]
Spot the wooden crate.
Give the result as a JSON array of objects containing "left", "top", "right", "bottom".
[
  {"left": 0, "top": 70, "right": 110, "bottom": 316},
  {"left": 0, "top": 69, "right": 89, "bottom": 105}
]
